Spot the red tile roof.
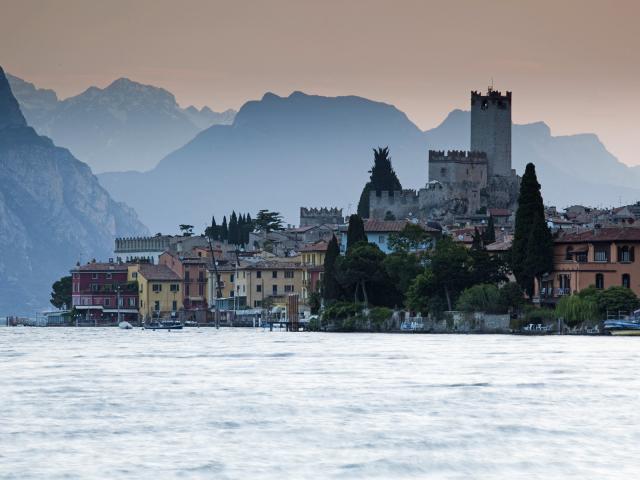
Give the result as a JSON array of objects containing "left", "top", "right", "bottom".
[
  {"left": 299, "top": 240, "right": 329, "bottom": 252},
  {"left": 556, "top": 227, "right": 640, "bottom": 243},
  {"left": 138, "top": 264, "right": 182, "bottom": 281},
  {"left": 72, "top": 262, "right": 129, "bottom": 272},
  {"left": 488, "top": 208, "right": 512, "bottom": 217}
]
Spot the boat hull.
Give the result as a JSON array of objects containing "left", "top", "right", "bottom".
[{"left": 610, "top": 330, "right": 640, "bottom": 336}]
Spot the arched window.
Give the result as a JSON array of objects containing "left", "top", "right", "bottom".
[
  {"left": 622, "top": 274, "right": 631, "bottom": 289},
  {"left": 565, "top": 246, "right": 574, "bottom": 261},
  {"left": 595, "top": 273, "right": 604, "bottom": 290}
]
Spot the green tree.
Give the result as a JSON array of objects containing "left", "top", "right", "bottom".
[
  {"left": 498, "top": 282, "right": 525, "bottom": 313},
  {"left": 220, "top": 216, "right": 228, "bottom": 241},
  {"left": 179, "top": 224, "right": 194, "bottom": 237},
  {"left": 336, "top": 242, "right": 389, "bottom": 306},
  {"left": 468, "top": 248, "right": 509, "bottom": 286},
  {"left": 512, "top": 163, "right": 553, "bottom": 297},
  {"left": 229, "top": 211, "right": 238, "bottom": 245},
  {"left": 456, "top": 284, "right": 502, "bottom": 313},
  {"left": 346, "top": 214, "right": 367, "bottom": 251},
  {"left": 428, "top": 236, "right": 473, "bottom": 311},
  {"left": 357, "top": 147, "right": 402, "bottom": 218},
  {"left": 308, "top": 291, "right": 321, "bottom": 315},
  {"left": 483, "top": 215, "right": 496, "bottom": 244},
  {"left": 50, "top": 275, "right": 72, "bottom": 309},
  {"left": 255, "top": 209, "right": 284, "bottom": 233},
  {"left": 597, "top": 286, "right": 640, "bottom": 315},
  {"left": 383, "top": 251, "right": 424, "bottom": 297},
  {"left": 204, "top": 216, "right": 219, "bottom": 240},
  {"left": 322, "top": 235, "right": 341, "bottom": 302},
  {"left": 555, "top": 295, "right": 599, "bottom": 327},
  {"left": 388, "top": 223, "right": 433, "bottom": 252},
  {"left": 471, "top": 227, "right": 483, "bottom": 251}
]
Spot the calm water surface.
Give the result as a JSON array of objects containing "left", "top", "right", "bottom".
[{"left": 1, "top": 328, "right": 639, "bottom": 479}]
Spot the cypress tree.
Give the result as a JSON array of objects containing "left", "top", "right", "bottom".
[
  {"left": 346, "top": 214, "right": 367, "bottom": 251},
  {"left": 471, "top": 227, "right": 483, "bottom": 251},
  {"left": 323, "top": 235, "right": 341, "bottom": 301},
  {"left": 512, "top": 163, "right": 553, "bottom": 297},
  {"left": 221, "top": 216, "right": 228, "bottom": 241},
  {"left": 356, "top": 147, "right": 402, "bottom": 218},
  {"left": 483, "top": 215, "right": 496, "bottom": 244},
  {"left": 229, "top": 211, "right": 238, "bottom": 245},
  {"left": 357, "top": 182, "right": 372, "bottom": 218}
]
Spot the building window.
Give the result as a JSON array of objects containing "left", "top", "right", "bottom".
[
  {"left": 576, "top": 252, "right": 587, "bottom": 263},
  {"left": 104, "top": 298, "right": 110, "bottom": 306},
  {"left": 272, "top": 271, "right": 278, "bottom": 279},
  {"left": 284, "top": 285, "right": 294, "bottom": 293},
  {"left": 199, "top": 272, "right": 205, "bottom": 282},
  {"left": 622, "top": 274, "right": 631, "bottom": 289},
  {"left": 594, "top": 247, "right": 609, "bottom": 262},
  {"left": 185, "top": 284, "right": 190, "bottom": 295},
  {"left": 199, "top": 284, "right": 204, "bottom": 296},
  {"left": 132, "top": 272, "right": 138, "bottom": 279},
  {"left": 256, "top": 284, "right": 262, "bottom": 293},
  {"left": 284, "top": 271, "right": 294, "bottom": 279},
  {"left": 92, "top": 273, "right": 98, "bottom": 279},
  {"left": 185, "top": 271, "right": 190, "bottom": 282},
  {"left": 230, "top": 274, "right": 234, "bottom": 283},
  {"left": 595, "top": 273, "right": 604, "bottom": 289},
  {"left": 272, "top": 284, "right": 278, "bottom": 295},
  {"left": 378, "top": 235, "right": 386, "bottom": 245},
  {"left": 154, "top": 301, "right": 160, "bottom": 311},
  {"left": 91, "top": 284, "right": 99, "bottom": 292},
  {"left": 565, "top": 246, "right": 574, "bottom": 261},
  {"left": 172, "top": 300, "right": 177, "bottom": 311},
  {"left": 170, "top": 284, "right": 179, "bottom": 292},
  {"left": 152, "top": 284, "right": 162, "bottom": 292},
  {"left": 256, "top": 271, "right": 262, "bottom": 279},
  {"left": 230, "top": 291, "right": 234, "bottom": 298},
  {"left": 254, "top": 300, "right": 262, "bottom": 307},
  {"left": 128, "top": 297, "right": 136, "bottom": 307},
  {"left": 618, "top": 246, "right": 634, "bottom": 263}
]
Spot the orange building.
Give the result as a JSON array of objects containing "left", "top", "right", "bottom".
[{"left": 540, "top": 228, "right": 640, "bottom": 303}]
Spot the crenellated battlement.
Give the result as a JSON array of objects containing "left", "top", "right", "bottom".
[
  {"left": 299, "top": 206, "right": 344, "bottom": 226},
  {"left": 471, "top": 88, "right": 512, "bottom": 103},
  {"left": 429, "top": 150, "right": 488, "bottom": 164},
  {"left": 300, "top": 206, "right": 343, "bottom": 217}
]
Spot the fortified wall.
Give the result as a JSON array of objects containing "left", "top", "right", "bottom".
[{"left": 299, "top": 207, "right": 344, "bottom": 227}]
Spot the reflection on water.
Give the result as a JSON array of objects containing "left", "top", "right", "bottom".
[{"left": 1, "top": 328, "right": 639, "bottom": 479}]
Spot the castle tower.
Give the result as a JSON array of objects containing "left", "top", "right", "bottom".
[{"left": 470, "top": 88, "right": 512, "bottom": 177}]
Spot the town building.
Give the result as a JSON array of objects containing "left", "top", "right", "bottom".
[
  {"left": 300, "top": 240, "right": 328, "bottom": 301},
  {"left": 340, "top": 220, "right": 439, "bottom": 254},
  {"left": 540, "top": 227, "right": 640, "bottom": 304},
  {"left": 233, "top": 257, "right": 304, "bottom": 309},
  {"left": 114, "top": 234, "right": 210, "bottom": 264},
  {"left": 159, "top": 251, "right": 209, "bottom": 311},
  {"left": 129, "top": 263, "right": 183, "bottom": 319},
  {"left": 71, "top": 261, "right": 138, "bottom": 323}
]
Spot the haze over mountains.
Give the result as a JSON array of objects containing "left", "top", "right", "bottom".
[
  {"left": 99, "top": 91, "right": 640, "bottom": 233},
  {"left": 7, "top": 73, "right": 236, "bottom": 172},
  {"left": 0, "top": 67, "right": 147, "bottom": 314}
]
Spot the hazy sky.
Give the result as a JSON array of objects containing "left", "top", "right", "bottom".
[{"left": 1, "top": 0, "right": 638, "bottom": 165}]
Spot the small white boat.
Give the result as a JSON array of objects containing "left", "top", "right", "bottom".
[{"left": 118, "top": 321, "right": 133, "bottom": 329}]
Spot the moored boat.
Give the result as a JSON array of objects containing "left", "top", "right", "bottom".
[
  {"left": 143, "top": 320, "right": 183, "bottom": 330},
  {"left": 118, "top": 321, "right": 133, "bottom": 329}
]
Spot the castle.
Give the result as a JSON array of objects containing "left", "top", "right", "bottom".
[
  {"left": 369, "top": 88, "right": 520, "bottom": 223},
  {"left": 300, "top": 207, "right": 344, "bottom": 226}
]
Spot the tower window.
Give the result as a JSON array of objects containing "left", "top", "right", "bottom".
[{"left": 481, "top": 100, "right": 488, "bottom": 110}]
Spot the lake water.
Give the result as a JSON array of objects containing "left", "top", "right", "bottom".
[{"left": 1, "top": 328, "right": 639, "bottom": 479}]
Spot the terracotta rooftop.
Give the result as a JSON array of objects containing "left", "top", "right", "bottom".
[
  {"left": 488, "top": 208, "right": 512, "bottom": 217},
  {"left": 72, "top": 262, "right": 129, "bottom": 272},
  {"left": 138, "top": 264, "right": 182, "bottom": 281},
  {"left": 299, "top": 240, "right": 329, "bottom": 252},
  {"left": 556, "top": 227, "right": 640, "bottom": 243}
]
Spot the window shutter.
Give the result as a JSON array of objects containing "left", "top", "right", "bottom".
[
  {"left": 617, "top": 246, "right": 622, "bottom": 262},
  {"left": 631, "top": 247, "right": 636, "bottom": 262}
]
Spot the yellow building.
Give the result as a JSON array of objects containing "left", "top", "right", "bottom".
[
  {"left": 300, "top": 241, "right": 328, "bottom": 302},
  {"left": 206, "top": 261, "right": 238, "bottom": 306},
  {"left": 234, "top": 257, "right": 304, "bottom": 308},
  {"left": 129, "top": 264, "right": 183, "bottom": 319}
]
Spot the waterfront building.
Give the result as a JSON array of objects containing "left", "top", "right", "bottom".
[
  {"left": 71, "top": 261, "right": 139, "bottom": 323},
  {"left": 234, "top": 257, "right": 304, "bottom": 308},
  {"left": 129, "top": 264, "right": 183, "bottom": 319},
  {"left": 300, "top": 240, "right": 328, "bottom": 301},
  {"left": 339, "top": 219, "right": 439, "bottom": 254},
  {"left": 540, "top": 227, "right": 640, "bottom": 304},
  {"left": 159, "top": 251, "right": 210, "bottom": 311}
]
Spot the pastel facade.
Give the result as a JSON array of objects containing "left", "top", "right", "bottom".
[
  {"left": 129, "top": 264, "right": 183, "bottom": 319},
  {"left": 234, "top": 259, "right": 304, "bottom": 308},
  {"left": 300, "top": 240, "right": 328, "bottom": 301}
]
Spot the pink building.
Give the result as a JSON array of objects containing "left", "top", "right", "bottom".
[{"left": 71, "top": 262, "right": 139, "bottom": 323}]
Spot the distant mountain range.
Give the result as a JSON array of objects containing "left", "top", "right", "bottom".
[
  {"left": 7, "top": 74, "right": 236, "bottom": 172},
  {"left": 98, "top": 91, "right": 640, "bottom": 233},
  {"left": 0, "top": 67, "right": 148, "bottom": 315}
]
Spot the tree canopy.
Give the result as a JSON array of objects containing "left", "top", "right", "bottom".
[
  {"left": 346, "top": 214, "right": 367, "bottom": 251},
  {"left": 50, "top": 275, "right": 72, "bottom": 309},
  {"left": 255, "top": 209, "right": 284, "bottom": 233},
  {"left": 511, "top": 163, "right": 553, "bottom": 297},
  {"left": 357, "top": 147, "right": 402, "bottom": 218},
  {"left": 322, "top": 235, "right": 341, "bottom": 302}
]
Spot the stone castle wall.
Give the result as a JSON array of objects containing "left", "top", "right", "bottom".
[
  {"left": 299, "top": 207, "right": 343, "bottom": 227},
  {"left": 428, "top": 150, "right": 488, "bottom": 186}
]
